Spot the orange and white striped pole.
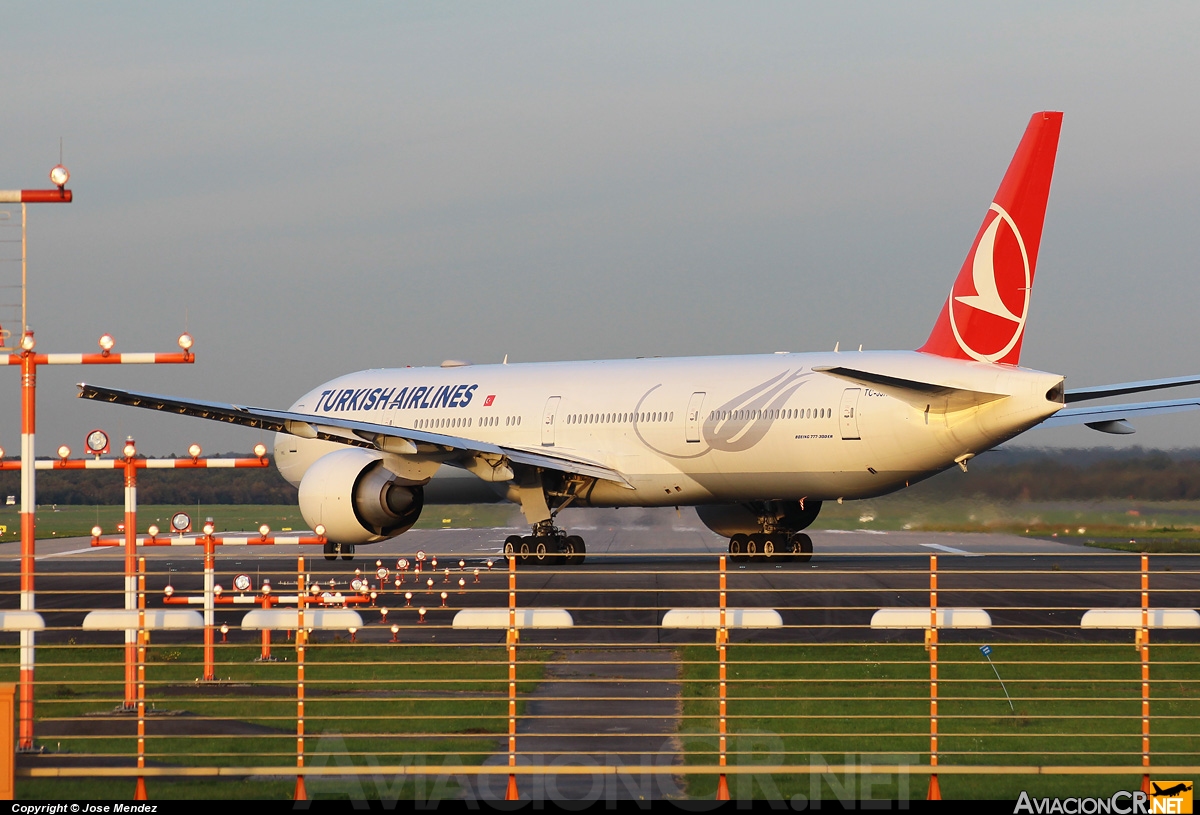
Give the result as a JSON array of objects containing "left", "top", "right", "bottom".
[
  {"left": 505, "top": 555, "right": 519, "bottom": 801},
  {"left": 928, "top": 554, "right": 941, "bottom": 800},
  {"left": 18, "top": 340, "right": 36, "bottom": 749},
  {"left": 135, "top": 557, "right": 147, "bottom": 800},
  {"left": 1140, "top": 554, "right": 1152, "bottom": 796},
  {"left": 203, "top": 525, "right": 217, "bottom": 682},
  {"left": 295, "top": 556, "right": 307, "bottom": 802},
  {"left": 716, "top": 555, "right": 729, "bottom": 800},
  {"left": 122, "top": 439, "right": 139, "bottom": 709}
]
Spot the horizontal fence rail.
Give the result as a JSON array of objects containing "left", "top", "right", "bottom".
[{"left": 0, "top": 546, "right": 1196, "bottom": 803}]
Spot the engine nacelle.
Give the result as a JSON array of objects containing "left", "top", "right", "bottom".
[
  {"left": 696, "top": 501, "right": 822, "bottom": 537},
  {"left": 297, "top": 449, "right": 425, "bottom": 545}
]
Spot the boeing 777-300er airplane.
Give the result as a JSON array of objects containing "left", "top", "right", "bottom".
[{"left": 79, "top": 111, "right": 1200, "bottom": 563}]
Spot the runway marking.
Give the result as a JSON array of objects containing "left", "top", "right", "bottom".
[
  {"left": 920, "top": 543, "right": 983, "bottom": 558},
  {"left": 36, "top": 546, "right": 102, "bottom": 560}
]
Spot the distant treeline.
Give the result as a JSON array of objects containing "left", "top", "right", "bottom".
[
  {"left": 911, "top": 447, "right": 1200, "bottom": 501},
  {"left": 6, "top": 447, "right": 1200, "bottom": 505},
  {"left": 0, "top": 454, "right": 297, "bottom": 505}
]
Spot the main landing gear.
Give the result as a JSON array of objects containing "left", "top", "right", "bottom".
[
  {"left": 503, "top": 521, "right": 586, "bottom": 566},
  {"left": 727, "top": 531, "right": 812, "bottom": 563},
  {"left": 323, "top": 542, "right": 356, "bottom": 562}
]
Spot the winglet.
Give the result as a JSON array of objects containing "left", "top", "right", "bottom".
[{"left": 920, "top": 112, "right": 1063, "bottom": 365}]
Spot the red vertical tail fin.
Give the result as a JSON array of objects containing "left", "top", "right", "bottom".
[{"left": 919, "top": 111, "right": 1063, "bottom": 365}]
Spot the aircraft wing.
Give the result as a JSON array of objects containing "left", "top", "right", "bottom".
[
  {"left": 1065, "top": 374, "right": 1200, "bottom": 403},
  {"left": 76, "top": 383, "right": 632, "bottom": 487},
  {"left": 1040, "top": 397, "right": 1200, "bottom": 434}
]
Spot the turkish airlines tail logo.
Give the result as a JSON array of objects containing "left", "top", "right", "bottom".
[{"left": 920, "top": 112, "right": 1062, "bottom": 365}]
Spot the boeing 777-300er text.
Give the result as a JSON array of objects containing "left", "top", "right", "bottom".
[{"left": 79, "top": 111, "right": 1200, "bottom": 563}]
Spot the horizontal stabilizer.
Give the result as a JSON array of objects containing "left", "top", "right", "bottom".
[
  {"left": 812, "top": 366, "right": 1007, "bottom": 412},
  {"left": 1040, "top": 396, "right": 1200, "bottom": 433},
  {"left": 77, "top": 383, "right": 631, "bottom": 487},
  {"left": 1065, "top": 374, "right": 1200, "bottom": 403}
]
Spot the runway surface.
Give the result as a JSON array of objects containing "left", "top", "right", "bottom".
[{"left": 3, "top": 515, "right": 1196, "bottom": 646}]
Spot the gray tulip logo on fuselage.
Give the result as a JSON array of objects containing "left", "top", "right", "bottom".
[{"left": 634, "top": 370, "right": 811, "bottom": 459}]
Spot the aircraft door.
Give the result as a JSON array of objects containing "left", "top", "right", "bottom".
[
  {"left": 839, "top": 388, "right": 861, "bottom": 440},
  {"left": 685, "top": 392, "right": 706, "bottom": 443},
  {"left": 541, "top": 396, "right": 561, "bottom": 447}
]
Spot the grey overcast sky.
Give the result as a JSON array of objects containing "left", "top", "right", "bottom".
[{"left": 3, "top": 2, "right": 1200, "bottom": 455}]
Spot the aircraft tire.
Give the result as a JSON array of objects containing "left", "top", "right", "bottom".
[
  {"left": 518, "top": 538, "right": 531, "bottom": 563},
  {"left": 745, "top": 534, "right": 760, "bottom": 558},
  {"left": 728, "top": 534, "right": 747, "bottom": 561},
  {"left": 340, "top": 543, "right": 355, "bottom": 562},
  {"left": 534, "top": 537, "right": 552, "bottom": 565},
  {"left": 789, "top": 533, "right": 813, "bottom": 563},
  {"left": 504, "top": 536, "right": 521, "bottom": 556},
  {"left": 563, "top": 535, "right": 585, "bottom": 565},
  {"left": 760, "top": 534, "right": 776, "bottom": 560},
  {"left": 324, "top": 542, "right": 337, "bottom": 562}
]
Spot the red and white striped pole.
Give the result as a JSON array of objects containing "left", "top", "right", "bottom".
[
  {"left": 1, "top": 332, "right": 194, "bottom": 747},
  {"left": 122, "top": 438, "right": 139, "bottom": 709},
  {"left": 203, "top": 523, "right": 216, "bottom": 682},
  {"left": 4, "top": 169, "right": 73, "bottom": 750},
  {"left": 18, "top": 336, "right": 37, "bottom": 749},
  {"left": 0, "top": 189, "right": 72, "bottom": 204}
]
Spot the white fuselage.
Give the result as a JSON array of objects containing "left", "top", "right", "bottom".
[{"left": 274, "top": 350, "right": 1065, "bottom": 508}]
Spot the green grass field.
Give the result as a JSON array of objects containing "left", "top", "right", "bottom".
[
  {"left": 0, "top": 503, "right": 519, "bottom": 542},
  {"left": 680, "top": 641, "right": 1200, "bottom": 802},
  {"left": 7, "top": 499, "right": 1200, "bottom": 551},
  {"left": 2, "top": 642, "right": 545, "bottom": 800}
]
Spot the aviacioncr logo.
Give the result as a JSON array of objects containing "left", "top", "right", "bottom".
[{"left": 948, "top": 202, "right": 1031, "bottom": 363}]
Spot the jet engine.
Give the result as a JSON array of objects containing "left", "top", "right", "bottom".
[
  {"left": 695, "top": 501, "right": 822, "bottom": 537},
  {"left": 297, "top": 449, "right": 424, "bottom": 544}
]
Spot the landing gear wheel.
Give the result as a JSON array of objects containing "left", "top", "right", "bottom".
[
  {"left": 746, "top": 533, "right": 762, "bottom": 558},
  {"left": 563, "top": 535, "right": 586, "bottom": 565},
  {"left": 340, "top": 543, "right": 355, "bottom": 562},
  {"left": 534, "top": 537, "right": 557, "bottom": 565},
  {"left": 789, "top": 533, "right": 813, "bottom": 563},
  {"left": 729, "top": 534, "right": 748, "bottom": 561},
  {"left": 762, "top": 535, "right": 776, "bottom": 560},
  {"left": 518, "top": 538, "right": 531, "bottom": 563},
  {"left": 324, "top": 541, "right": 337, "bottom": 562},
  {"left": 504, "top": 535, "right": 521, "bottom": 557}
]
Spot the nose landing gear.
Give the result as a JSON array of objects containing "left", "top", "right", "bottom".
[{"left": 323, "top": 542, "right": 356, "bottom": 562}]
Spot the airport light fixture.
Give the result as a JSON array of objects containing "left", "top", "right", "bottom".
[
  {"left": 56, "top": 445, "right": 70, "bottom": 461},
  {"left": 86, "top": 429, "right": 109, "bottom": 457},
  {"left": 98, "top": 334, "right": 114, "bottom": 354},
  {"left": 188, "top": 443, "right": 201, "bottom": 460}
]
